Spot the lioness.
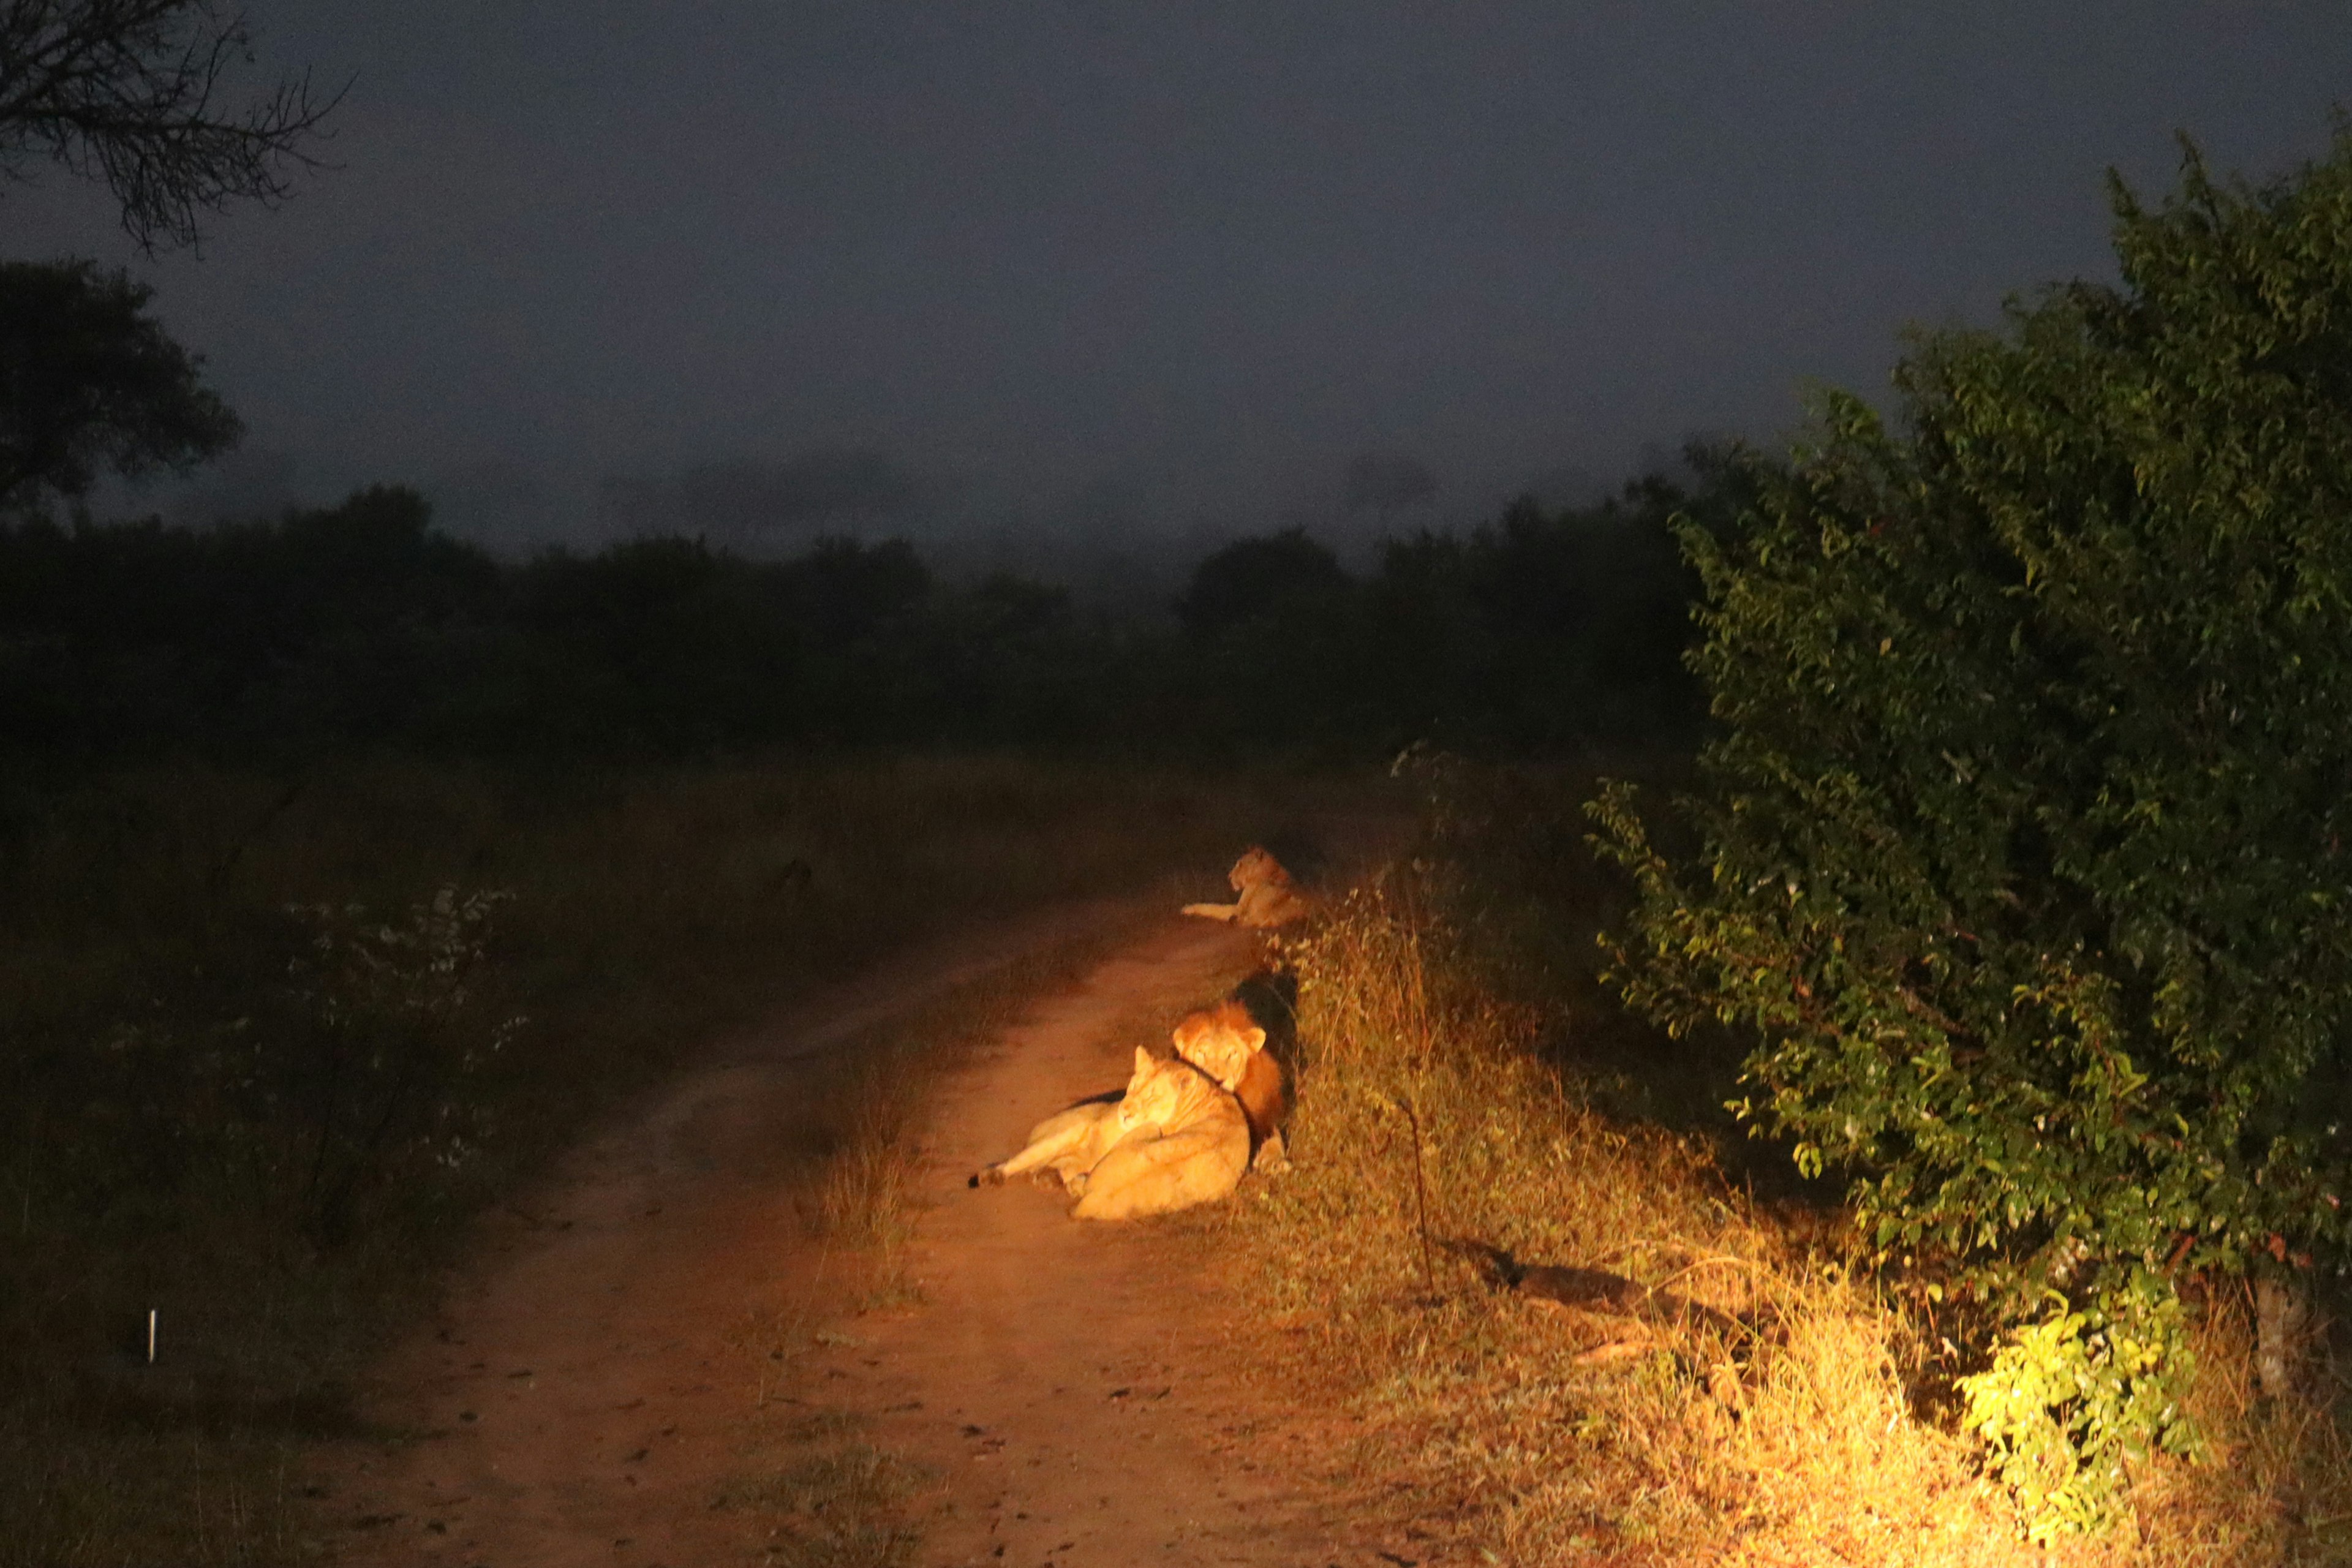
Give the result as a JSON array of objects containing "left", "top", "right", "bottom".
[
  {"left": 1181, "top": 845, "right": 1317, "bottom": 929},
  {"left": 973, "top": 1047, "right": 1251, "bottom": 1221},
  {"left": 973, "top": 1090, "right": 1129, "bottom": 1189},
  {"left": 1169, "top": 998, "right": 1289, "bottom": 1170}
]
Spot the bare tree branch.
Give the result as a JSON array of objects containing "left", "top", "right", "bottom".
[{"left": 0, "top": 0, "right": 342, "bottom": 250}]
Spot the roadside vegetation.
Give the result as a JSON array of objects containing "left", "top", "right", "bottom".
[
  {"left": 1219, "top": 760, "right": 2351, "bottom": 1563},
  {"left": 1223, "top": 130, "right": 2352, "bottom": 1565}
]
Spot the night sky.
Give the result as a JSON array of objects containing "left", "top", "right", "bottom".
[{"left": 9, "top": 3, "right": 2351, "bottom": 582}]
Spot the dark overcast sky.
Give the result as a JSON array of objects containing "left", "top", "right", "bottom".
[{"left": 9, "top": 2, "right": 2352, "bottom": 567}]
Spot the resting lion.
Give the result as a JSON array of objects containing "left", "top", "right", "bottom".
[
  {"left": 971, "top": 1047, "right": 1250, "bottom": 1221},
  {"left": 1169, "top": 998, "right": 1289, "bottom": 1172},
  {"left": 1181, "top": 845, "right": 1317, "bottom": 929}
]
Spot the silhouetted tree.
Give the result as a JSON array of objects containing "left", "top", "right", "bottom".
[
  {"left": 774, "top": 535, "right": 930, "bottom": 646},
  {"left": 514, "top": 536, "right": 800, "bottom": 753},
  {"left": 1175, "top": 527, "right": 1349, "bottom": 635},
  {"left": 0, "top": 257, "right": 239, "bottom": 518},
  {"left": 0, "top": 484, "right": 502, "bottom": 747},
  {"left": 0, "top": 0, "right": 338, "bottom": 249}
]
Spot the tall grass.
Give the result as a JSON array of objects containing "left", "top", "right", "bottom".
[
  {"left": 0, "top": 751, "right": 1351, "bottom": 1567},
  {"left": 1216, "top": 767, "right": 2352, "bottom": 1565}
]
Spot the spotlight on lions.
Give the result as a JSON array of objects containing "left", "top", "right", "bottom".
[
  {"left": 971, "top": 1047, "right": 1250, "bottom": 1221},
  {"left": 1181, "top": 845, "right": 1317, "bottom": 929},
  {"left": 1169, "top": 998, "right": 1289, "bottom": 1171}
]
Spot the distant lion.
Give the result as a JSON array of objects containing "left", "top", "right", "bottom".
[
  {"left": 1181, "top": 846, "right": 1317, "bottom": 929},
  {"left": 1169, "top": 998, "right": 1289, "bottom": 1171},
  {"left": 971, "top": 1047, "right": 1251, "bottom": 1221}
]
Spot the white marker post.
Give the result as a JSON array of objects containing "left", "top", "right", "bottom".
[{"left": 147, "top": 1309, "right": 156, "bottom": 1365}]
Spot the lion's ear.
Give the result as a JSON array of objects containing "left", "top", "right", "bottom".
[
  {"left": 1243, "top": 1025, "right": 1267, "bottom": 1053},
  {"left": 1134, "top": 1045, "right": 1156, "bottom": 1074}
]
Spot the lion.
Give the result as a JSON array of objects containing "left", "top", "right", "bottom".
[
  {"left": 1169, "top": 998, "right": 1289, "bottom": 1171},
  {"left": 1180, "top": 845, "right": 1317, "bottom": 929},
  {"left": 971, "top": 1047, "right": 1251, "bottom": 1221}
]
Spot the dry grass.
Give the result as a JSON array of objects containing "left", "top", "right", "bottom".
[
  {"left": 810, "top": 1063, "right": 928, "bottom": 1256},
  {"left": 0, "top": 750, "right": 1362, "bottom": 1567},
  {"left": 712, "top": 1439, "right": 929, "bottom": 1568},
  {"left": 1215, "top": 867, "right": 2352, "bottom": 1566}
]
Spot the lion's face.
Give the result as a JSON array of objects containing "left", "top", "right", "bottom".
[
  {"left": 1116, "top": 1046, "right": 1221, "bottom": 1130},
  {"left": 1227, "top": 846, "right": 1283, "bottom": 892},
  {"left": 1170, "top": 1001, "right": 1267, "bottom": 1092}
]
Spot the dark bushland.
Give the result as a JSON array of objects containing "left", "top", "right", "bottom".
[{"left": 0, "top": 470, "right": 1722, "bottom": 763}]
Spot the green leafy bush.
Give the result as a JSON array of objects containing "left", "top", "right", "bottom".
[
  {"left": 1595, "top": 130, "right": 2352, "bottom": 1532},
  {"left": 1957, "top": 1272, "right": 2199, "bottom": 1541}
]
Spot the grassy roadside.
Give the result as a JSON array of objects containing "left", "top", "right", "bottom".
[
  {"left": 0, "top": 752, "right": 1372, "bottom": 1567},
  {"left": 1212, "top": 764, "right": 2352, "bottom": 1566}
]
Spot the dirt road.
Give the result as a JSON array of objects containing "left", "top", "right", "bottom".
[{"left": 312, "top": 899, "right": 1395, "bottom": 1567}]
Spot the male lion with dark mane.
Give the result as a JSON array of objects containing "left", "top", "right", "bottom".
[
  {"left": 1170, "top": 998, "right": 1289, "bottom": 1170},
  {"left": 1180, "top": 845, "right": 1317, "bottom": 929}
]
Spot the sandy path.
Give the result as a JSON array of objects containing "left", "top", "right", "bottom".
[
  {"left": 311, "top": 900, "right": 1391, "bottom": 1567},
  {"left": 807, "top": 915, "right": 1389, "bottom": 1568}
]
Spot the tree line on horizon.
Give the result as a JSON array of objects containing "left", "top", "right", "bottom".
[{"left": 0, "top": 470, "right": 1719, "bottom": 761}]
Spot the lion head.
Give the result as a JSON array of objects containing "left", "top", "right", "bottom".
[
  {"left": 1227, "top": 845, "right": 1287, "bottom": 893},
  {"left": 1169, "top": 1000, "right": 1267, "bottom": 1092},
  {"left": 1114, "top": 1046, "right": 1226, "bottom": 1132}
]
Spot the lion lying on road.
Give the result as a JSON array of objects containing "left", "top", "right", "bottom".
[
  {"left": 971, "top": 1047, "right": 1250, "bottom": 1221},
  {"left": 1181, "top": 845, "right": 1316, "bottom": 929},
  {"left": 1170, "top": 998, "right": 1289, "bottom": 1172}
]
